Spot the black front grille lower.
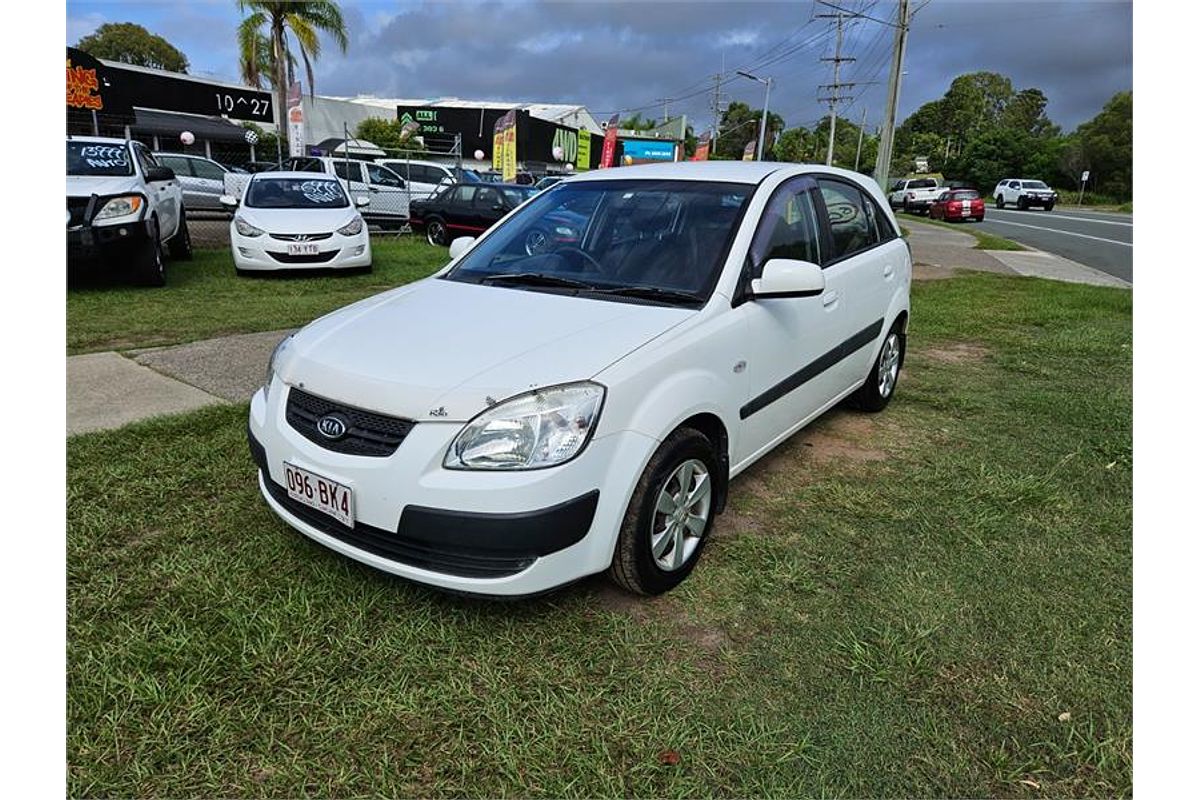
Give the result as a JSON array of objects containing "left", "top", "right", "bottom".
[
  {"left": 260, "top": 477, "right": 535, "bottom": 578},
  {"left": 67, "top": 197, "right": 90, "bottom": 227},
  {"left": 268, "top": 249, "right": 339, "bottom": 264},
  {"left": 285, "top": 387, "right": 414, "bottom": 457}
]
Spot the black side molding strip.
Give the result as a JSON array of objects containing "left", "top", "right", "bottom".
[{"left": 740, "top": 317, "right": 885, "bottom": 420}]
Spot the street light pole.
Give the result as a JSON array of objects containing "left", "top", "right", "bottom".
[{"left": 737, "top": 70, "right": 772, "bottom": 161}]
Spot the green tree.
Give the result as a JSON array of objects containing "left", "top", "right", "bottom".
[
  {"left": 1073, "top": 91, "right": 1132, "bottom": 200},
  {"left": 811, "top": 115, "right": 876, "bottom": 172},
  {"left": 618, "top": 113, "right": 657, "bottom": 131},
  {"left": 76, "top": 22, "right": 189, "bottom": 73},
  {"left": 715, "top": 102, "right": 785, "bottom": 160},
  {"left": 773, "top": 127, "right": 810, "bottom": 163},
  {"left": 353, "top": 117, "right": 427, "bottom": 154},
  {"left": 237, "top": 1, "right": 349, "bottom": 144}
]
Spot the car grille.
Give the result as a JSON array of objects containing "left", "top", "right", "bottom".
[
  {"left": 269, "top": 232, "right": 333, "bottom": 242},
  {"left": 259, "top": 477, "right": 535, "bottom": 578},
  {"left": 67, "top": 197, "right": 90, "bottom": 227},
  {"left": 285, "top": 387, "right": 414, "bottom": 457},
  {"left": 267, "top": 250, "right": 339, "bottom": 264}
]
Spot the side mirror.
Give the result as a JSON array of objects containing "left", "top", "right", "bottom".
[
  {"left": 219, "top": 194, "right": 239, "bottom": 209},
  {"left": 355, "top": 196, "right": 370, "bottom": 207},
  {"left": 751, "top": 258, "right": 825, "bottom": 299},
  {"left": 145, "top": 165, "right": 175, "bottom": 182},
  {"left": 448, "top": 236, "right": 476, "bottom": 259}
]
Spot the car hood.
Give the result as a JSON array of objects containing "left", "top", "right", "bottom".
[
  {"left": 277, "top": 277, "right": 692, "bottom": 421},
  {"left": 66, "top": 175, "right": 144, "bottom": 198},
  {"left": 237, "top": 206, "right": 361, "bottom": 234}
]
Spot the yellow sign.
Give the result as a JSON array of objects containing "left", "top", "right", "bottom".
[
  {"left": 502, "top": 120, "right": 517, "bottom": 182},
  {"left": 492, "top": 130, "right": 503, "bottom": 170},
  {"left": 576, "top": 129, "right": 591, "bottom": 171}
]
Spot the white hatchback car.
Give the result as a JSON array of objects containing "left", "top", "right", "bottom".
[
  {"left": 224, "top": 172, "right": 372, "bottom": 273},
  {"left": 248, "top": 162, "right": 911, "bottom": 596}
]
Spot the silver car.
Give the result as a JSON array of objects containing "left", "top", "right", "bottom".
[{"left": 153, "top": 153, "right": 231, "bottom": 211}]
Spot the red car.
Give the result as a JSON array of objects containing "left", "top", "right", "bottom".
[{"left": 929, "top": 188, "right": 985, "bottom": 222}]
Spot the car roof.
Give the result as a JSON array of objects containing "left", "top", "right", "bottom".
[
  {"left": 66, "top": 136, "right": 130, "bottom": 146},
  {"left": 251, "top": 170, "right": 341, "bottom": 181},
  {"left": 557, "top": 160, "right": 869, "bottom": 186},
  {"left": 379, "top": 159, "right": 451, "bottom": 168}
]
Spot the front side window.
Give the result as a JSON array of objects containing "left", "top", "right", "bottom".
[
  {"left": 132, "top": 144, "right": 159, "bottom": 175},
  {"left": 155, "top": 155, "right": 192, "bottom": 177},
  {"left": 191, "top": 159, "right": 226, "bottom": 181},
  {"left": 818, "top": 179, "right": 874, "bottom": 260},
  {"left": 366, "top": 163, "right": 404, "bottom": 188},
  {"left": 244, "top": 177, "right": 349, "bottom": 208},
  {"left": 443, "top": 179, "right": 753, "bottom": 303},
  {"left": 747, "top": 178, "right": 822, "bottom": 275},
  {"left": 474, "top": 187, "right": 502, "bottom": 209},
  {"left": 453, "top": 185, "right": 478, "bottom": 204}
]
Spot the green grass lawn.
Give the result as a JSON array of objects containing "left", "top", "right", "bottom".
[
  {"left": 67, "top": 237, "right": 445, "bottom": 354},
  {"left": 899, "top": 213, "right": 1026, "bottom": 251},
  {"left": 67, "top": 272, "right": 1131, "bottom": 797}
]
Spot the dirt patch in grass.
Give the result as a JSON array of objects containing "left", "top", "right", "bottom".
[
  {"left": 921, "top": 341, "right": 991, "bottom": 365},
  {"left": 913, "top": 264, "right": 959, "bottom": 281}
]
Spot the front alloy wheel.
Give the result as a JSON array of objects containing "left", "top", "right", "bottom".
[{"left": 650, "top": 459, "right": 712, "bottom": 572}]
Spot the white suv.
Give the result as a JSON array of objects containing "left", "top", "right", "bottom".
[
  {"left": 67, "top": 136, "right": 192, "bottom": 286},
  {"left": 247, "top": 162, "right": 911, "bottom": 597},
  {"left": 377, "top": 159, "right": 457, "bottom": 200},
  {"left": 993, "top": 178, "right": 1058, "bottom": 211}
]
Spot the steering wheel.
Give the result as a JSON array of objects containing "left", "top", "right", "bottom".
[{"left": 556, "top": 246, "right": 605, "bottom": 274}]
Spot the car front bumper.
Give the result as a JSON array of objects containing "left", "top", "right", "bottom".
[
  {"left": 232, "top": 229, "right": 372, "bottom": 271},
  {"left": 67, "top": 217, "right": 153, "bottom": 265},
  {"left": 247, "top": 383, "right": 657, "bottom": 596}
]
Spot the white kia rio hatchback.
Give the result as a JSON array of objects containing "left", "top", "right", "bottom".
[
  {"left": 248, "top": 162, "right": 911, "bottom": 596},
  {"left": 226, "top": 172, "right": 372, "bottom": 274}
]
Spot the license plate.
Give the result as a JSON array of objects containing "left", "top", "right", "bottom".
[
  {"left": 283, "top": 463, "right": 353, "bottom": 526},
  {"left": 961, "top": 204, "right": 972, "bottom": 215},
  {"left": 287, "top": 243, "right": 320, "bottom": 256}
]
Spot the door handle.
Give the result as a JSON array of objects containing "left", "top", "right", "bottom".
[
  {"left": 883, "top": 263, "right": 895, "bottom": 278},
  {"left": 822, "top": 291, "right": 839, "bottom": 307}
]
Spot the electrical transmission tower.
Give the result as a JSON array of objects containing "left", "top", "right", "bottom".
[{"left": 817, "top": 11, "right": 856, "bottom": 166}]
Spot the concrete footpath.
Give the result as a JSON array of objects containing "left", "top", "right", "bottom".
[{"left": 67, "top": 223, "right": 1129, "bottom": 436}]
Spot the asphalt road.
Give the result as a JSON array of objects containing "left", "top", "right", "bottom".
[{"left": 974, "top": 207, "right": 1133, "bottom": 283}]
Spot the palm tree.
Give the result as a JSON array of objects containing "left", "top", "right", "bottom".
[{"left": 236, "top": 1, "right": 349, "bottom": 141}]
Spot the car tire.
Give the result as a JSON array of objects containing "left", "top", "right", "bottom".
[
  {"left": 168, "top": 211, "right": 193, "bottom": 261},
  {"left": 426, "top": 218, "right": 447, "bottom": 246},
  {"left": 134, "top": 217, "right": 166, "bottom": 287},
  {"left": 609, "top": 428, "right": 719, "bottom": 596},
  {"left": 902, "top": 199, "right": 911, "bottom": 214},
  {"left": 1017, "top": 196, "right": 1028, "bottom": 210},
  {"left": 850, "top": 322, "right": 905, "bottom": 413},
  {"left": 1045, "top": 202, "right": 1055, "bottom": 212},
  {"left": 995, "top": 196, "right": 1005, "bottom": 209}
]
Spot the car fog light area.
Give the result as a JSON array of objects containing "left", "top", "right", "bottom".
[
  {"left": 352, "top": 245, "right": 365, "bottom": 256},
  {"left": 445, "top": 382, "right": 605, "bottom": 470},
  {"left": 238, "top": 247, "right": 253, "bottom": 257}
]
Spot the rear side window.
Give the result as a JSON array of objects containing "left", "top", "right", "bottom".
[
  {"left": 156, "top": 155, "right": 192, "bottom": 176},
  {"left": 453, "top": 185, "right": 477, "bottom": 204},
  {"left": 818, "top": 179, "right": 874, "bottom": 260}
]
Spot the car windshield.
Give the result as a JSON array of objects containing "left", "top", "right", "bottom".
[
  {"left": 245, "top": 177, "right": 349, "bottom": 208},
  {"left": 67, "top": 141, "right": 133, "bottom": 177},
  {"left": 444, "top": 179, "right": 753, "bottom": 304},
  {"left": 950, "top": 190, "right": 980, "bottom": 200},
  {"left": 1022, "top": 180, "right": 1049, "bottom": 189}
]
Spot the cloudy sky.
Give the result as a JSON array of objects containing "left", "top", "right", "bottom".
[{"left": 66, "top": 0, "right": 1132, "bottom": 133}]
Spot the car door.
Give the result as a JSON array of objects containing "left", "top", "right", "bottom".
[
  {"left": 133, "top": 143, "right": 180, "bottom": 238},
  {"left": 472, "top": 186, "right": 507, "bottom": 232},
  {"left": 364, "top": 162, "right": 409, "bottom": 221},
  {"left": 443, "top": 184, "right": 479, "bottom": 236},
  {"left": 187, "top": 157, "right": 228, "bottom": 210},
  {"left": 814, "top": 176, "right": 904, "bottom": 385},
  {"left": 731, "top": 175, "right": 852, "bottom": 466}
]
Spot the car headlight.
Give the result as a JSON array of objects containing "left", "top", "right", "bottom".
[
  {"left": 93, "top": 195, "right": 143, "bottom": 222},
  {"left": 264, "top": 335, "right": 293, "bottom": 399},
  {"left": 336, "top": 216, "right": 364, "bottom": 236},
  {"left": 235, "top": 217, "right": 265, "bottom": 237},
  {"left": 445, "top": 382, "right": 605, "bottom": 470}
]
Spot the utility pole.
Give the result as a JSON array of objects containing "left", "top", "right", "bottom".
[
  {"left": 875, "top": 0, "right": 911, "bottom": 190},
  {"left": 818, "top": 11, "right": 855, "bottom": 166},
  {"left": 737, "top": 70, "right": 772, "bottom": 161},
  {"left": 657, "top": 98, "right": 671, "bottom": 126},
  {"left": 854, "top": 106, "right": 868, "bottom": 172}
]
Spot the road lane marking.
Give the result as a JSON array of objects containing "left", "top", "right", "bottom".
[
  {"left": 990, "top": 210, "right": 1132, "bottom": 227},
  {"left": 983, "top": 218, "right": 1133, "bottom": 247}
]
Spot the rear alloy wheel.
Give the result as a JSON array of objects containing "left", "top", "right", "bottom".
[
  {"left": 426, "top": 219, "right": 447, "bottom": 246},
  {"left": 850, "top": 324, "right": 904, "bottom": 412},
  {"left": 609, "top": 429, "right": 718, "bottom": 595},
  {"left": 134, "top": 217, "right": 166, "bottom": 287},
  {"left": 168, "top": 211, "right": 193, "bottom": 260}
]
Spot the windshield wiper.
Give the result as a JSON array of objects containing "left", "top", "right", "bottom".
[
  {"left": 588, "top": 285, "right": 704, "bottom": 305},
  {"left": 480, "top": 272, "right": 597, "bottom": 290}
]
